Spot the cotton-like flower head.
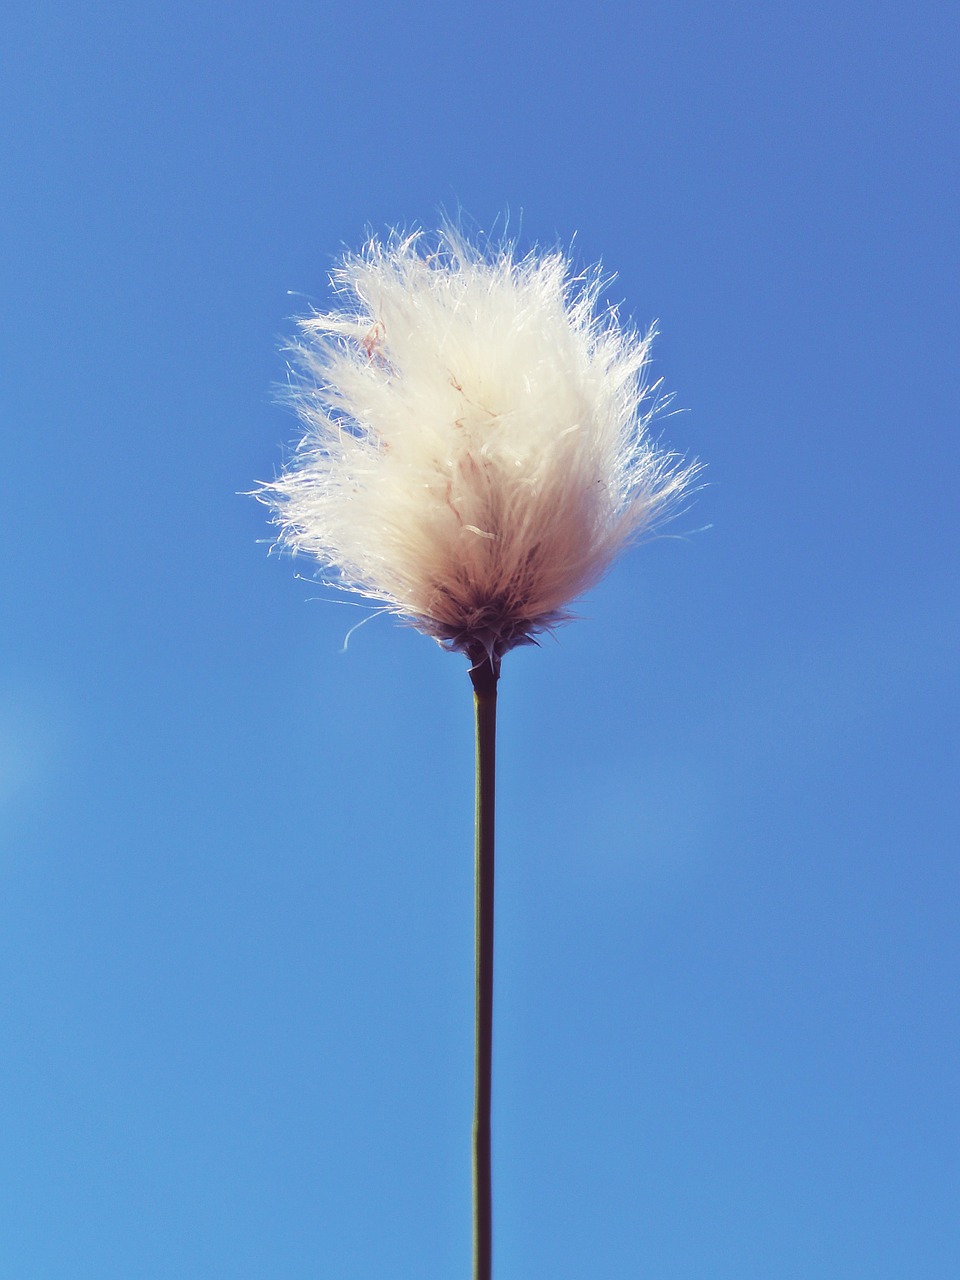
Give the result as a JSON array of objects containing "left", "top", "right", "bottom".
[{"left": 259, "top": 228, "right": 698, "bottom": 668}]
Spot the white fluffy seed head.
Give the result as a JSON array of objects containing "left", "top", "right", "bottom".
[{"left": 258, "top": 228, "right": 699, "bottom": 666}]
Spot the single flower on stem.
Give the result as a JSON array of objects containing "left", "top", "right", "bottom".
[
  {"left": 260, "top": 227, "right": 697, "bottom": 667},
  {"left": 257, "top": 225, "right": 700, "bottom": 1280}
]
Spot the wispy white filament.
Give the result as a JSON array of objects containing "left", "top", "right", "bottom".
[{"left": 259, "top": 228, "right": 698, "bottom": 661}]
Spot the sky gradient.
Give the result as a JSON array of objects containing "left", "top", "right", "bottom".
[{"left": 2, "top": 2, "right": 958, "bottom": 1277}]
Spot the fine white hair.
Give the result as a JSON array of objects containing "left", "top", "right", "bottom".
[{"left": 259, "top": 228, "right": 699, "bottom": 664}]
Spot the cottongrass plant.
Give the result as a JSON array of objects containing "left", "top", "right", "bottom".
[{"left": 258, "top": 226, "right": 699, "bottom": 1280}]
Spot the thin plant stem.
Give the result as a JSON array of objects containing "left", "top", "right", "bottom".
[{"left": 470, "top": 651, "right": 499, "bottom": 1280}]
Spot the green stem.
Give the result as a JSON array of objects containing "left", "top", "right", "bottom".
[{"left": 470, "top": 652, "right": 499, "bottom": 1280}]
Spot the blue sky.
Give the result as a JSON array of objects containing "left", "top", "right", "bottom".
[{"left": 1, "top": 1, "right": 958, "bottom": 1277}]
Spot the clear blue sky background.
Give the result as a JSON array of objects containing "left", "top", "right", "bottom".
[{"left": 2, "top": 2, "right": 958, "bottom": 1277}]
